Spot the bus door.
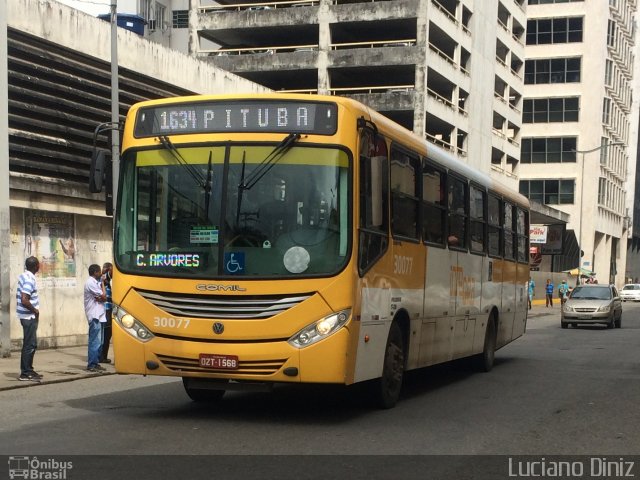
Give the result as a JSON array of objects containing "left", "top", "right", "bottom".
[
  {"left": 421, "top": 161, "right": 450, "bottom": 366},
  {"left": 447, "top": 175, "right": 478, "bottom": 359},
  {"left": 352, "top": 128, "right": 392, "bottom": 383},
  {"left": 389, "top": 147, "right": 425, "bottom": 370},
  {"left": 498, "top": 201, "right": 517, "bottom": 347}
]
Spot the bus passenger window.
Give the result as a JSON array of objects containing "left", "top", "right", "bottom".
[
  {"left": 516, "top": 208, "right": 528, "bottom": 263},
  {"left": 503, "top": 202, "right": 515, "bottom": 260},
  {"left": 422, "top": 162, "right": 445, "bottom": 246},
  {"left": 470, "top": 185, "right": 486, "bottom": 253},
  {"left": 390, "top": 148, "right": 419, "bottom": 239},
  {"left": 488, "top": 194, "right": 502, "bottom": 257},
  {"left": 358, "top": 131, "right": 389, "bottom": 275},
  {"left": 448, "top": 176, "right": 468, "bottom": 249}
]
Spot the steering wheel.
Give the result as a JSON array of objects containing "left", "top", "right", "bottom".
[{"left": 227, "top": 234, "right": 263, "bottom": 248}]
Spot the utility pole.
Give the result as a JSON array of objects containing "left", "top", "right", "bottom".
[
  {"left": 0, "top": 0, "right": 11, "bottom": 357},
  {"left": 110, "top": 0, "right": 120, "bottom": 213},
  {"left": 575, "top": 141, "right": 624, "bottom": 272}
]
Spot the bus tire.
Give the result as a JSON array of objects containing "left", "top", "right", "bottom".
[
  {"left": 182, "top": 377, "right": 226, "bottom": 403},
  {"left": 472, "top": 314, "right": 497, "bottom": 372},
  {"left": 373, "top": 322, "right": 405, "bottom": 409}
]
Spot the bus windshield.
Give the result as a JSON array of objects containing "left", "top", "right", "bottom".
[{"left": 115, "top": 143, "right": 351, "bottom": 278}]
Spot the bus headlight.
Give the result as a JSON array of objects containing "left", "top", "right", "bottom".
[
  {"left": 288, "top": 309, "right": 351, "bottom": 348},
  {"left": 114, "top": 305, "right": 154, "bottom": 343}
]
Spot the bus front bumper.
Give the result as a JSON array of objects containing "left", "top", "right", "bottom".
[{"left": 112, "top": 324, "right": 351, "bottom": 385}]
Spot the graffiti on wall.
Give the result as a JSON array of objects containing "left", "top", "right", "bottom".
[{"left": 24, "top": 210, "right": 76, "bottom": 288}]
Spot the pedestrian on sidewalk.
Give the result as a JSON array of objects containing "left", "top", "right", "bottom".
[
  {"left": 528, "top": 277, "right": 535, "bottom": 310},
  {"left": 558, "top": 280, "right": 569, "bottom": 305},
  {"left": 100, "top": 262, "right": 113, "bottom": 364},
  {"left": 84, "top": 264, "right": 106, "bottom": 373},
  {"left": 17, "top": 256, "right": 42, "bottom": 382},
  {"left": 545, "top": 279, "right": 554, "bottom": 307}
]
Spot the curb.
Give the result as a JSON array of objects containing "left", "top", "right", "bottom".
[{"left": 0, "top": 371, "right": 116, "bottom": 392}]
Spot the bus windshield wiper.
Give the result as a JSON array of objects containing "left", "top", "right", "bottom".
[
  {"left": 204, "top": 151, "right": 213, "bottom": 217},
  {"left": 240, "top": 132, "right": 301, "bottom": 190},
  {"left": 158, "top": 135, "right": 208, "bottom": 190}
]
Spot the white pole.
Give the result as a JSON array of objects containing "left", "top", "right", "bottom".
[{"left": 575, "top": 141, "right": 625, "bottom": 275}]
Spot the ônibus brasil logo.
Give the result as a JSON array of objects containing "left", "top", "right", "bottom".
[{"left": 8, "top": 456, "right": 72, "bottom": 479}]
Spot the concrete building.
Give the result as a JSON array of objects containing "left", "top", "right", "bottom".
[
  {"left": 520, "top": 0, "right": 638, "bottom": 287},
  {"left": 0, "top": 0, "right": 268, "bottom": 356},
  {"left": 190, "top": 0, "right": 527, "bottom": 189}
]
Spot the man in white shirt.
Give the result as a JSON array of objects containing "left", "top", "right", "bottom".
[
  {"left": 16, "top": 256, "right": 42, "bottom": 381},
  {"left": 84, "top": 264, "right": 106, "bottom": 372}
]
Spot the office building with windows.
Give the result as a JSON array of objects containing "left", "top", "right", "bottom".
[{"left": 520, "top": 0, "right": 638, "bottom": 285}]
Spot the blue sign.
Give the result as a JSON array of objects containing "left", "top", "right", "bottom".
[{"left": 224, "top": 252, "right": 245, "bottom": 274}]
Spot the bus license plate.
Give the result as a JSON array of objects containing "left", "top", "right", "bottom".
[{"left": 199, "top": 354, "right": 239, "bottom": 370}]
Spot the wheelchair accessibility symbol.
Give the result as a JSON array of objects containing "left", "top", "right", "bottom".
[{"left": 224, "top": 252, "right": 245, "bottom": 274}]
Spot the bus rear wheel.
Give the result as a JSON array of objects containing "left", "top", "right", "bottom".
[
  {"left": 182, "top": 377, "right": 227, "bottom": 403},
  {"left": 373, "top": 322, "right": 405, "bottom": 409},
  {"left": 472, "top": 315, "right": 497, "bottom": 372}
]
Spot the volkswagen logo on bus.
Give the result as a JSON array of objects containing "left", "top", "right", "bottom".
[{"left": 213, "top": 322, "right": 225, "bottom": 334}]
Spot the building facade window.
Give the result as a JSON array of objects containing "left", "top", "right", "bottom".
[
  {"left": 172, "top": 10, "right": 188, "bottom": 28},
  {"left": 519, "top": 179, "right": 575, "bottom": 205},
  {"left": 524, "top": 57, "right": 581, "bottom": 84},
  {"left": 521, "top": 137, "right": 577, "bottom": 163},
  {"left": 154, "top": 3, "right": 166, "bottom": 31},
  {"left": 526, "top": 17, "right": 583, "bottom": 45},
  {"left": 604, "top": 59, "right": 613, "bottom": 86},
  {"left": 607, "top": 19, "right": 616, "bottom": 47},
  {"left": 523, "top": 97, "right": 580, "bottom": 123},
  {"left": 139, "top": 0, "right": 152, "bottom": 23},
  {"left": 602, "top": 98, "right": 611, "bottom": 124}
]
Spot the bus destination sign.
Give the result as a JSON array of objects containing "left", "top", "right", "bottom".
[{"left": 134, "top": 100, "right": 338, "bottom": 137}]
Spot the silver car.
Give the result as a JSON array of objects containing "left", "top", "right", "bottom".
[{"left": 561, "top": 284, "right": 622, "bottom": 329}]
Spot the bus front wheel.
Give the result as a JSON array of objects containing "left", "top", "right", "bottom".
[
  {"left": 182, "top": 377, "right": 226, "bottom": 403},
  {"left": 373, "top": 322, "right": 405, "bottom": 409}
]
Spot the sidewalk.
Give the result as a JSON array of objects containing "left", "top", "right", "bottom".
[{"left": 0, "top": 345, "right": 115, "bottom": 391}]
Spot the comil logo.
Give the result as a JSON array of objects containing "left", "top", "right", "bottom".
[{"left": 8, "top": 456, "right": 73, "bottom": 479}]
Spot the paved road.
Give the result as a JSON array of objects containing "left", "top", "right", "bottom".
[{"left": 1, "top": 303, "right": 639, "bottom": 476}]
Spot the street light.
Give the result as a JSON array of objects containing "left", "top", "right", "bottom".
[{"left": 573, "top": 141, "right": 625, "bottom": 277}]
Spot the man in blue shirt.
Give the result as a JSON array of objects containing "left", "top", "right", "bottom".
[
  {"left": 545, "top": 279, "right": 554, "bottom": 307},
  {"left": 16, "top": 256, "right": 42, "bottom": 381}
]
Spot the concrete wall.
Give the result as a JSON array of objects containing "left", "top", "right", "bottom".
[
  {"left": 9, "top": 208, "right": 113, "bottom": 349},
  {"left": 8, "top": 0, "right": 267, "bottom": 96}
]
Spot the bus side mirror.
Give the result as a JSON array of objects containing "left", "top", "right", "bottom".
[{"left": 89, "top": 150, "right": 108, "bottom": 193}]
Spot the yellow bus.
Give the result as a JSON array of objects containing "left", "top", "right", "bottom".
[{"left": 105, "top": 93, "right": 529, "bottom": 408}]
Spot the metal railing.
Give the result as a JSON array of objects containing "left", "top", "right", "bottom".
[
  {"left": 330, "top": 39, "right": 416, "bottom": 50},
  {"left": 198, "top": 1, "right": 318, "bottom": 13}
]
